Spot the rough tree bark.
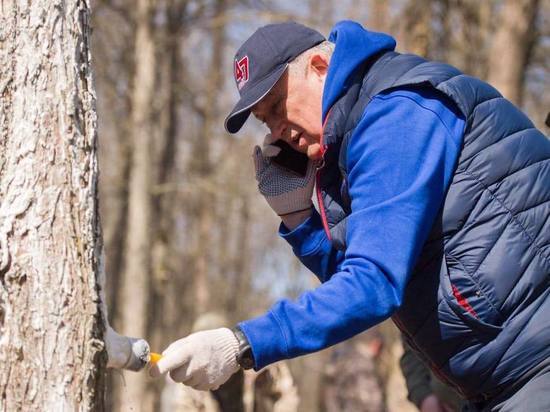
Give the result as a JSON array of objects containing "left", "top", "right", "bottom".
[
  {"left": 0, "top": 1, "right": 106, "bottom": 410},
  {"left": 487, "top": 0, "right": 540, "bottom": 106}
]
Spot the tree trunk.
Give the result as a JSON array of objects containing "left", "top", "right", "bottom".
[
  {"left": 487, "top": 0, "right": 540, "bottom": 105},
  {"left": 0, "top": 1, "right": 106, "bottom": 410},
  {"left": 148, "top": 1, "right": 188, "bottom": 408},
  {"left": 189, "top": 0, "right": 227, "bottom": 316},
  {"left": 117, "top": 0, "right": 156, "bottom": 409},
  {"left": 449, "top": 0, "right": 493, "bottom": 78},
  {"left": 369, "top": 0, "right": 390, "bottom": 32},
  {"left": 400, "top": 0, "right": 434, "bottom": 57},
  {"left": 226, "top": 192, "right": 252, "bottom": 321}
]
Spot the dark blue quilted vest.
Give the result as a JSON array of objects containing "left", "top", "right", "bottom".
[{"left": 317, "top": 51, "right": 550, "bottom": 399}]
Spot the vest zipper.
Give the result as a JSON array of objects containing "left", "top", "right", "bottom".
[
  {"left": 316, "top": 110, "right": 333, "bottom": 240},
  {"left": 316, "top": 170, "right": 332, "bottom": 240}
]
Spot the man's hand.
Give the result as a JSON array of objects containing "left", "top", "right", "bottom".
[
  {"left": 149, "top": 328, "right": 240, "bottom": 391},
  {"left": 420, "top": 394, "right": 454, "bottom": 412},
  {"left": 253, "top": 134, "right": 317, "bottom": 218}
]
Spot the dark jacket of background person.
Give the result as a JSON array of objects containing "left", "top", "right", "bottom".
[{"left": 400, "top": 340, "right": 463, "bottom": 411}]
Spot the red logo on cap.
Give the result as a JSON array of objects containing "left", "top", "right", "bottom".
[{"left": 235, "top": 56, "right": 249, "bottom": 90}]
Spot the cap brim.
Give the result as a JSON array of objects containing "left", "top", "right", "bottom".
[{"left": 224, "top": 63, "right": 288, "bottom": 134}]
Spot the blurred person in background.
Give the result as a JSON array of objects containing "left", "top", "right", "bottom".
[
  {"left": 322, "top": 331, "right": 385, "bottom": 411},
  {"left": 151, "top": 20, "right": 550, "bottom": 412}
]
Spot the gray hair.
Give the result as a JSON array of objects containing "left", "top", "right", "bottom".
[{"left": 289, "top": 40, "right": 335, "bottom": 75}]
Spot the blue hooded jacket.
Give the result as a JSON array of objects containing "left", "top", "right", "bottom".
[{"left": 239, "top": 22, "right": 465, "bottom": 368}]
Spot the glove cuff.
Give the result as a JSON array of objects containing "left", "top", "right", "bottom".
[
  {"left": 268, "top": 195, "right": 313, "bottom": 216},
  {"left": 216, "top": 328, "right": 240, "bottom": 371},
  {"left": 278, "top": 206, "right": 313, "bottom": 217}
]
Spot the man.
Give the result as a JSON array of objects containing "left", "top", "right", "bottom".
[{"left": 150, "top": 21, "right": 550, "bottom": 411}]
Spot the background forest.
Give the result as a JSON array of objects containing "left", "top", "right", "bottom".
[{"left": 90, "top": 0, "right": 548, "bottom": 410}]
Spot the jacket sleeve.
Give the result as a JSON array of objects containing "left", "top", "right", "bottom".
[
  {"left": 400, "top": 338, "right": 433, "bottom": 408},
  {"left": 278, "top": 210, "right": 345, "bottom": 283},
  {"left": 239, "top": 88, "right": 465, "bottom": 370}
]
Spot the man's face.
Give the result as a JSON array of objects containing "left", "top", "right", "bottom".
[{"left": 251, "top": 54, "right": 328, "bottom": 160}]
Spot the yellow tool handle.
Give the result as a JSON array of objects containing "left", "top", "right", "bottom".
[{"left": 149, "top": 352, "right": 163, "bottom": 364}]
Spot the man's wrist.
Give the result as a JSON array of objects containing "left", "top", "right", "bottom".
[
  {"left": 281, "top": 207, "right": 313, "bottom": 230},
  {"left": 231, "top": 326, "right": 255, "bottom": 370}
]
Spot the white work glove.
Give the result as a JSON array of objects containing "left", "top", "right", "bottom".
[
  {"left": 253, "top": 134, "right": 317, "bottom": 216},
  {"left": 149, "top": 328, "right": 240, "bottom": 391}
]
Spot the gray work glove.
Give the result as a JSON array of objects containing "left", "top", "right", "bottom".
[{"left": 253, "top": 134, "right": 317, "bottom": 216}]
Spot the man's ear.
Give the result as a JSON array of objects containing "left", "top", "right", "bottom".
[{"left": 308, "top": 53, "right": 329, "bottom": 78}]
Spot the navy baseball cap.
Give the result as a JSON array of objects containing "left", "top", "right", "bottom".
[{"left": 224, "top": 22, "right": 325, "bottom": 134}]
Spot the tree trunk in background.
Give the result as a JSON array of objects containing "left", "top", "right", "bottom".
[
  {"left": 149, "top": 1, "right": 188, "bottom": 409},
  {"left": 103, "top": 129, "right": 132, "bottom": 412},
  {"left": 400, "top": 0, "right": 433, "bottom": 57},
  {"left": 375, "top": 321, "right": 416, "bottom": 412},
  {"left": 152, "top": 0, "right": 189, "bottom": 341},
  {"left": 308, "top": 0, "right": 334, "bottom": 31},
  {"left": 226, "top": 193, "right": 252, "bottom": 321},
  {"left": 290, "top": 351, "right": 330, "bottom": 412},
  {"left": 190, "top": 0, "right": 227, "bottom": 316},
  {"left": 0, "top": 1, "right": 105, "bottom": 410},
  {"left": 103, "top": 136, "right": 132, "bottom": 326},
  {"left": 118, "top": 0, "right": 156, "bottom": 409},
  {"left": 445, "top": 0, "right": 493, "bottom": 78},
  {"left": 487, "top": 0, "right": 540, "bottom": 106},
  {"left": 369, "top": 0, "right": 390, "bottom": 32}
]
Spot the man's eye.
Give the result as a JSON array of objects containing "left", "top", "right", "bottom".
[{"left": 273, "top": 98, "right": 283, "bottom": 115}]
